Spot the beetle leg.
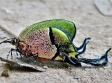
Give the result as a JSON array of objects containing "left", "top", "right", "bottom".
[
  {"left": 19, "top": 53, "right": 23, "bottom": 58},
  {"left": 61, "top": 52, "right": 81, "bottom": 67},
  {"left": 75, "top": 37, "right": 91, "bottom": 54},
  {"left": 64, "top": 56, "right": 81, "bottom": 67},
  {"left": 7, "top": 48, "right": 15, "bottom": 59},
  {"left": 78, "top": 48, "right": 111, "bottom": 66},
  {"left": 34, "top": 60, "right": 37, "bottom": 68},
  {"left": 7, "top": 48, "right": 19, "bottom": 60}
]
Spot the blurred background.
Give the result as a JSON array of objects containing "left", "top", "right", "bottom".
[{"left": 0, "top": 0, "right": 112, "bottom": 83}]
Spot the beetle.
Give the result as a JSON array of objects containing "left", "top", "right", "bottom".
[{"left": 0, "top": 19, "right": 111, "bottom": 67}]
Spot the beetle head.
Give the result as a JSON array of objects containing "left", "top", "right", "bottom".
[{"left": 0, "top": 38, "right": 20, "bottom": 45}]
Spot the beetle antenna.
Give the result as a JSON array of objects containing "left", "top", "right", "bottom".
[
  {"left": 0, "top": 38, "right": 20, "bottom": 45},
  {"left": 0, "top": 38, "right": 14, "bottom": 44}
]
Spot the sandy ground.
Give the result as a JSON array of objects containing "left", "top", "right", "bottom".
[{"left": 0, "top": 0, "right": 112, "bottom": 83}]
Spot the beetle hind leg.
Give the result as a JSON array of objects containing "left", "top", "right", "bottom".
[
  {"left": 78, "top": 48, "right": 111, "bottom": 66},
  {"left": 64, "top": 56, "right": 81, "bottom": 67},
  {"left": 75, "top": 37, "right": 91, "bottom": 54}
]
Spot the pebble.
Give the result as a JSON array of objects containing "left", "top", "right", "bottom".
[{"left": 43, "top": 66, "right": 48, "bottom": 69}]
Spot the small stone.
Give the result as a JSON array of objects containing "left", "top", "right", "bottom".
[
  {"left": 43, "top": 66, "right": 48, "bottom": 69},
  {"left": 1, "top": 69, "right": 9, "bottom": 77},
  {"left": 74, "top": 75, "right": 81, "bottom": 79}
]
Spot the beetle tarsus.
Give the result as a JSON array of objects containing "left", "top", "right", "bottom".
[{"left": 78, "top": 48, "right": 111, "bottom": 66}]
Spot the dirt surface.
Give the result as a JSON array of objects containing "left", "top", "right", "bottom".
[{"left": 0, "top": 0, "right": 112, "bottom": 83}]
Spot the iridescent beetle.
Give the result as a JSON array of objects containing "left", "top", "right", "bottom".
[{"left": 0, "top": 19, "right": 111, "bottom": 67}]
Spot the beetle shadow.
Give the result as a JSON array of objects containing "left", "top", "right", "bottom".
[
  {"left": 17, "top": 56, "right": 101, "bottom": 70},
  {"left": 10, "top": 65, "right": 44, "bottom": 72},
  {"left": 0, "top": 56, "right": 105, "bottom": 73}
]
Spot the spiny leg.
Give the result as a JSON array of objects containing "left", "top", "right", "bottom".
[
  {"left": 7, "top": 48, "right": 19, "bottom": 62},
  {"left": 7, "top": 48, "right": 15, "bottom": 59},
  {"left": 15, "top": 50, "right": 19, "bottom": 62},
  {"left": 75, "top": 37, "right": 91, "bottom": 54},
  {"left": 78, "top": 48, "right": 111, "bottom": 66}
]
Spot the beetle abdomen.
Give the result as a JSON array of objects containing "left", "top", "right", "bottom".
[{"left": 25, "top": 28, "right": 57, "bottom": 59}]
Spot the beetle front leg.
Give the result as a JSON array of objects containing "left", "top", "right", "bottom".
[
  {"left": 7, "top": 48, "right": 20, "bottom": 62},
  {"left": 78, "top": 48, "right": 111, "bottom": 66},
  {"left": 75, "top": 37, "right": 91, "bottom": 55},
  {"left": 7, "top": 48, "right": 18, "bottom": 59}
]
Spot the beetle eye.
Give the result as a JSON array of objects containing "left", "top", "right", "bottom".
[{"left": 16, "top": 38, "right": 20, "bottom": 42}]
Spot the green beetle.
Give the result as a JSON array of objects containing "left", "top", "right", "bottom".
[{"left": 0, "top": 19, "right": 111, "bottom": 67}]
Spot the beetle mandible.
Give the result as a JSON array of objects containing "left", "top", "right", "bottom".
[{"left": 0, "top": 19, "right": 111, "bottom": 67}]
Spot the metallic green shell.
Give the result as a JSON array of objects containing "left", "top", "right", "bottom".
[
  {"left": 19, "top": 19, "right": 76, "bottom": 42},
  {"left": 20, "top": 27, "right": 77, "bottom": 59},
  {"left": 18, "top": 19, "right": 77, "bottom": 60}
]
